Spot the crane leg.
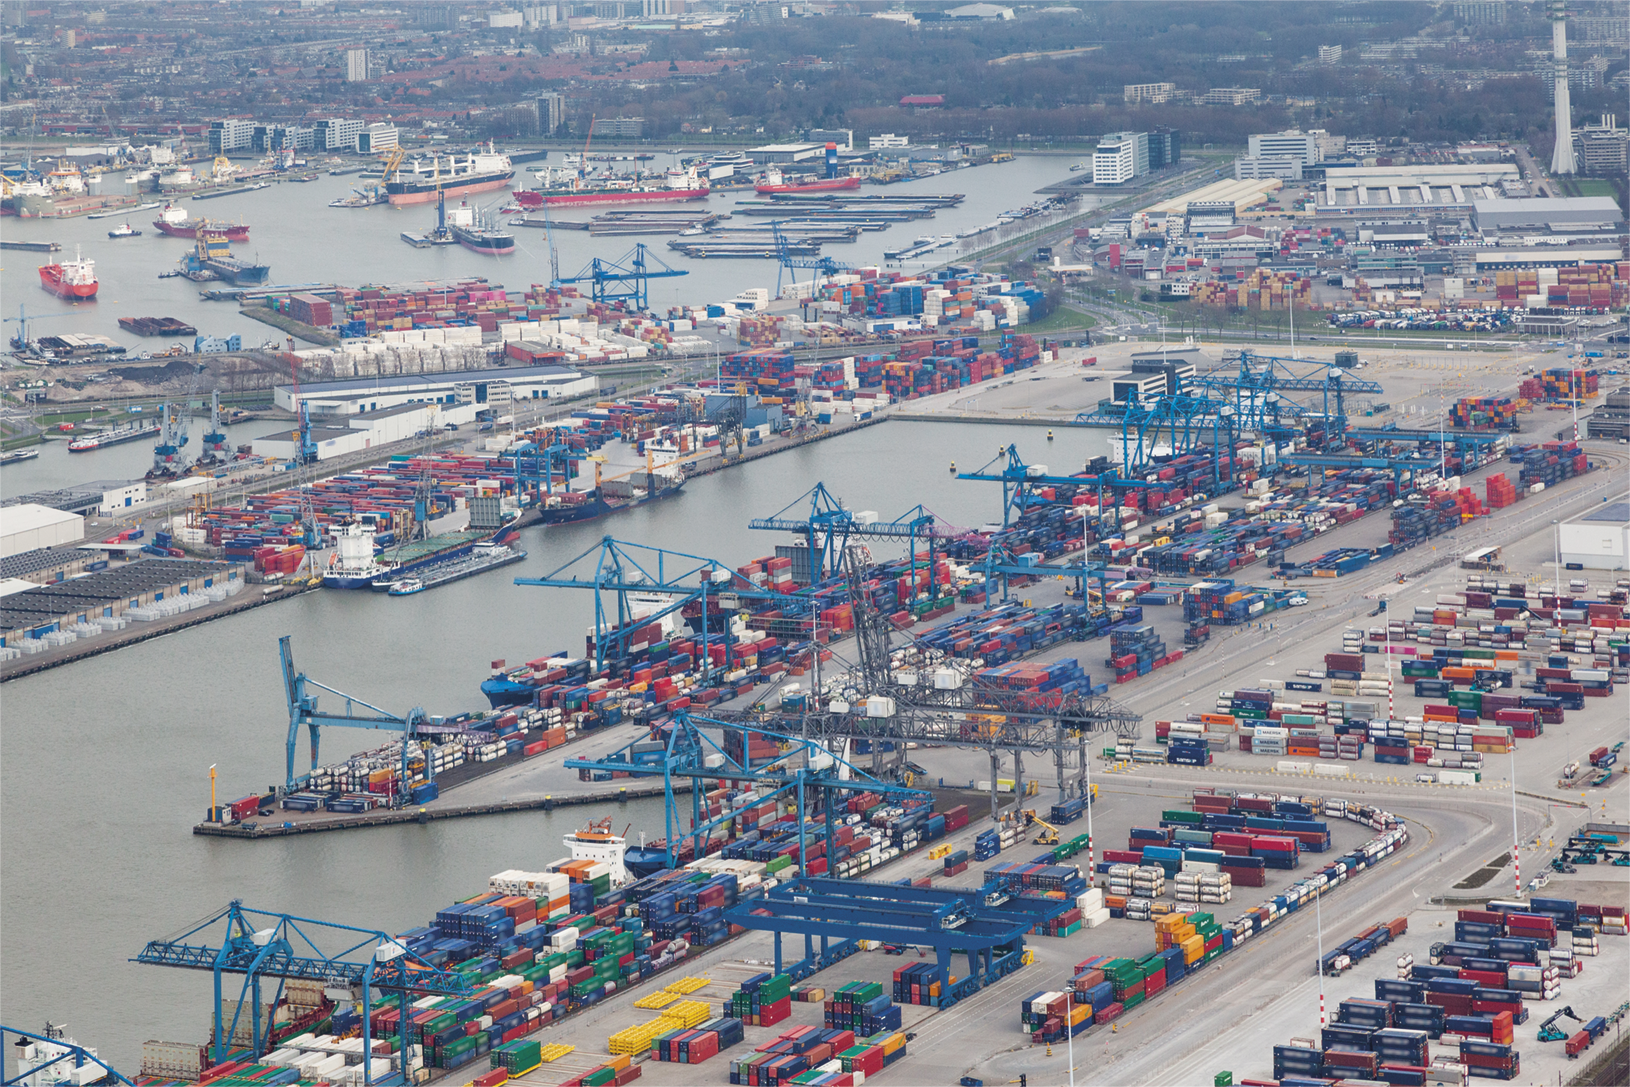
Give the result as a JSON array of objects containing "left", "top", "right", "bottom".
[{"left": 988, "top": 751, "right": 1001, "bottom": 821}]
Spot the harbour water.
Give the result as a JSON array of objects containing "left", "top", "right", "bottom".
[
  {"left": 0, "top": 417, "right": 1099, "bottom": 1061},
  {"left": 0, "top": 154, "right": 1093, "bottom": 355}
]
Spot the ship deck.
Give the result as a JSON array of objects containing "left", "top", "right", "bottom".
[{"left": 382, "top": 529, "right": 488, "bottom": 565}]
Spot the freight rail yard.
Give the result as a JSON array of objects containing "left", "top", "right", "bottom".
[{"left": 91, "top": 321, "right": 1630, "bottom": 1087}]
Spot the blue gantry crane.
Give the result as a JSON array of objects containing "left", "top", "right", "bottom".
[
  {"left": 564, "top": 710, "right": 929, "bottom": 871},
  {"left": 724, "top": 877, "right": 1034, "bottom": 1003},
  {"left": 747, "top": 482, "right": 966, "bottom": 597},
  {"left": 957, "top": 444, "right": 1204, "bottom": 533},
  {"left": 1, "top": 1024, "right": 135, "bottom": 1087},
  {"left": 1189, "top": 350, "right": 1384, "bottom": 451},
  {"left": 558, "top": 243, "right": 686, "bottom": 310},
  {"left": 132, "top": 901, "right": 471, "bottom": 1080},
  {"left": 280, "top": 635, "right": 429, "bottom": 796},
  {"left": 1072, "top": 394, "right": 1241, "bottom": 480},
  {"left": 515, "top": 537, "right": 796, "bottom": 674},
  {"left": 772, "top": 220, "right": 849, "bottom": 299},
  {"left": 976, "top": 536, "right": 1103, "bottom": 605}
]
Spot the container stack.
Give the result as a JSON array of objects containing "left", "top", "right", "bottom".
[
  {"left": 824, "top": 982, "right": 902, "bottom": 1036},
  {"left": 649, "top": 1016, "right": 745, "bottom": 1064},
  {"left": 892, "top": 962, "right": 943, "bottom": 1007},
  {"left": 725, "top": 972, "right": 793, "bottom": 1027},
  {"left": 1449, "top": 397, "right": 1522, "bottom": 430},
  {"left": 1484, "top": 471, "right": 1517, "bottom": 509}
]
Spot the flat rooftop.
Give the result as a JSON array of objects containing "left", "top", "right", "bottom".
[{"left": 277, "top": 362, "right": 584, "bottom": 398}]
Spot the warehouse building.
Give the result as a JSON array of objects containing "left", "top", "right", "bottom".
[
  {"left": 1247, "top": 130, "right": 1322, "bottom": 165},
  {"left": 272, "top": 363, "right": 597, "bottom": 416},
  {"left": 1559, "top": 503, "right": 1630, "bottom": 570},
  {"left": 1, "top": 504, "right": 85, "bottom": 559},
  {"left": 251, "top": 402, "right": 481, "bottom": 462},
  {"left": 1470, "top": 197, "right": 1625, "bottom": 235},
  {"left": 0, "top": 558, "right": 245, "bottom": 646}
]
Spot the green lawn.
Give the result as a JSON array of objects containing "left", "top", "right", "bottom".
[
  {"left": 1019, "top": 307, "right": 1097, "bottom": 334},
  {"left": 1567, "top": 178, "right": 1618, "bottom": 199}
]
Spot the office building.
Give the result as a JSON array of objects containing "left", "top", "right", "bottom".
[
  {"left": 1235, "top": 156, "right": 1303, "bottom": 180},
  {"left": 207, "top": 119, "right": 255, "bottom": 154},
  {"left": 1094, "top": 132, "right": 1149, "bottom": 186},
  {"left": 807, "top": 128, "right": 853, "bottom": 150},
  {"left": 1147, "top": 127, "right": 1181, "bottom": 170},
  {"left": 314, "top": 118, "right": 363, "bottom": 153},
  {"left": 344, "top": 47, "right": 368, "bottom": 83},
  {"left": 1318, "top": 45, "right": 1342, "bottom": 64},
  {"left": 869, "top": 133, "right": 910, "bottom": 150},
  {"left": 1574, "top": 115, "right": 1629, "bottom": 176},
  {"left": 594, "top": 117, "right": 644, "bottom": 140},
  {"left": 489, "top": 11, "right": 523, "bottom": 27},
  {"left": 1123, "top": 82, "right": 1176, "bottom": 105},
  {"left": 356, "top": 123, "right": 398, "bottom": 154},
  {"left": 1247, "top": 129, "right": 1321, "bottom": 165},
  {"left": 253, "top": 125, "right": 315, "bottom": 153}
]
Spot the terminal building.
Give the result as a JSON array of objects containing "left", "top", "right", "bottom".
[
  {"left": 251, "top": 402, "right": 481, "bottom": 463},
  {"left": 1559, "top": 502, "right": 1630, "bottom": 571},
  {"left": 272, "top": 363, "right": 598, "bottom": 417}
]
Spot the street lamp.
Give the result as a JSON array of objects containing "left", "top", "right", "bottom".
[{"left": 1552, "top": 519, "right": 1560, "bottom": 601}]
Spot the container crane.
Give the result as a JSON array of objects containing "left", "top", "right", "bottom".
[
  {"left": 285, "top": 357, "right": 319, "bottom": 548},
  {"left": 279, "top": 635, "right": 430, "bottom": 797},
  {"left": 772, "top": 220, "right": 849, "bottom": 299},
  {"left": 150, "top": 364, "right": 209, "bottom": 478},
  {"left": 132, "top": 900, "right": 471, "bottom": 1078},
  {"left": 557, "top": 243, "right": 686, "bottom": 311},
  {"left": 747, "top": 481, "right": 968, "bottom": 595}
]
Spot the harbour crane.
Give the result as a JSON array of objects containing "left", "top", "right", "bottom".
[
  {"left": 772, "top": 220, "right": 849, "bottom": 299},
  {"left": 132, "top": 901, "right": 471, "bottom": 1077},
  {"left": 4, "top": 303, "right": 78, "bottom": 353},
  {"left": 150, "top": 363, "right": 210, "bottom": 478},
  {"left": 747, "top": 481, "right": 968, "bottom": 595},
  {"left": 285, "top": 356, "right": 320, "bottom": 548},
  {"left": 279, "top": 635, "right": 430, "bottom": 797},
  {"left": 1188, "top": 350, "right": 1383, "bottom": 452},
  {"left": 557, "top": 243, "right": 687, "bottom": 311}
]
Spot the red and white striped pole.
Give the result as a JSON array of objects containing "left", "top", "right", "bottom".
[
  {"left": 1511, "top": 746, "right": 1522, "bottom": 895},
  {"left": 1386, "top": 625, "right": 1394, "bottom": 720},
  {"left": 1513, "top": 844, "right": 1521, "bottom": 896}
]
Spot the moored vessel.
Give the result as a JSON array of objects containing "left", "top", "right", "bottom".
[
  {"left": 386, "top": 145, "right": 515, "bottom": 206},
  {"left": 152, "top": 203, "right": 250, "bottom": 240},
  {"left": 38, "top": 247, "right": 98, "bottom": 300}
]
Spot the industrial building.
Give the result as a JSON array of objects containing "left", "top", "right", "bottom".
[
  {"left": 251, "top": 402, "right": 480, "bottom": 462},
  {"left": 1320, "top": 164, "right": 1520, "bottom": 208},
  {"left": 1141, "top": 177, "right": 1284, "bottom": 219},
  {"left": 272, "top": 363, "right": 597, "bottom": 417},
  {"left": 746, "top": 143, "right": 825, "bottom": 164},
  {"left": 0, "top": 558, "right": 245, "bottom": 646},
  {"left": 1586, "top": 385, "right": 1630, "bottom": 441},
  {"left": 0, "top": 504, "right": 85, "bottom": 560},
  {"left": 356, "top": 123, "right": 397, "bottom": 154},
  {"left": 3, "top": 480, "right": 147, "bottom": 518},
  {"left": 1235, "top": 157, "right": 1304, "bottom": 181},
  {"left": 1559, "top": 502, "right": 1630, "bottom": 570},
  {"left": 1470, "top": 196, "right": 1625, "bottom": 234}
]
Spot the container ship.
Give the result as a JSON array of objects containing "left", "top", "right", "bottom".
[
  {"left": 151, "top": 203, "right": 250, "bottom": 241},
  {"left": 324, "top": 522, "right": 510, "bottom": 590},
  {"left": 386, "top": 147, "right": 515, "bottom": 207},
  {"left": 38, "top": 248, "right": 98, "bottom": 300},
  {"left": 525, "top": 167, "right": 709, "bottom": 208},
  {"left": 68, "top": 421, "right": 162, "bottom": 451}
]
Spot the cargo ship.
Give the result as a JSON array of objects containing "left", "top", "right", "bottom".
[
  {"left": 755, "top": 170, "right": 860, "bottom": 195},
  {"left": 324, "top": 522, "right": 508, "bottom": 589},
  {"left": 151, "top": 203, "right": 250, "bottom": 241},
  {"left": 68, "top": 421, "right": 161, "bottom": 451},
  {"left": 38, "top": 248, "right": 98, "bottom": 300},
  {"left": 12, "top": 1024, "right": 119, "bottom": 1087},
  {"left": 539, "top": 471, "right": 685, "bottom": 525},
  {"left": 449, "top": 205, "right": 516, "bottom": 256},
  {"left": 179, "top": 233, "right": 270, "bottom": 287},
  {"left": 526, "top": 167, "right": 709, "bottom": 208},
  {"left": 384, "top": 538, "right": 526, "bottom": 595},
  {"left": 385, "top": 146, "right": 515, "bottom": 207}
]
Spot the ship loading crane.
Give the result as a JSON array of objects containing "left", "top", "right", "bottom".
[
  {"left": 279, "top": 635, "right": 430, "bottom": 797},
  {"left": 132, "top": 901, "right": 471, "bottom": 1080},
  {"left": 747, "top": 481, "right": 969, "bottom": 597},
  {"left": 956, "top": 443, "right": 1201, "bottom": 536},
  {"left": 556, "top": 243, "right": 686, "bottom": 311},
  {"left": 772, "top": 220, "right": 850, "bottom": 299},
  {"left": 150, "top": 363, "right": 210, "bottom": 479},
  {"left": 4, "top": 304, "right": 78, "bottom": 353},
  {"left": 1188, "top": 349, "right": 1384, "bottom": 452},
  {"left": 710, "top": 547, "right": 1140, "bottom": 817}
]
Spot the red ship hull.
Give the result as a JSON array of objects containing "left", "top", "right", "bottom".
[
  {"left": 755, "top": 177, "right": 860, "bottom": 195},
  {"left": 387, "top": 176, "right": 513, "bottom": 206},
  {"left": 541, "top": 187, "right": 709, "bottom": 207},
  {"left": 39, "top": 267, "right": 97, "bottom": 299},
  {"left": 154, "top": 221, "right": 250, "bottom": 241}
]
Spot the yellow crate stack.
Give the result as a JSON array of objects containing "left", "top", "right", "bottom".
[
  {"left": 608, "top": 1020, "right": 671, "bottom": 1056},
  {"left": 633, "top": 990, "right": 682, "bottom": 1010},
  {"left": 538, "top": 1044, "right": 575, "bottom": 1063},
  {"left": 659, "top": 1000, "right": 713, "bottom": 1029},
  {"left": 664, "top": 975, "right": 710, "bottom": 995}
]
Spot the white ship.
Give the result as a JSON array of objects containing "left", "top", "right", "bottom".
[
  {"left": 321, "top": 522, "right": 391, "bottom": 589},
  {"left": 12, "top": 1025, "right": 119, "bottom": 1087},
  {"left": 564, "top": 817, "right": 630, "bottom": 889}
]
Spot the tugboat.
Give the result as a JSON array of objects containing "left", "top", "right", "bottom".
[{"left": 106, "top": 222, "right": 142, "bottom": 239}]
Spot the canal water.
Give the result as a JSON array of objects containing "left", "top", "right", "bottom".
[
  {"left": 0, "top": 154, "right": 1092, "bottom": 356},
  {"left": 0, "top": 415, "right": 1110, "bottom": 1059}
]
